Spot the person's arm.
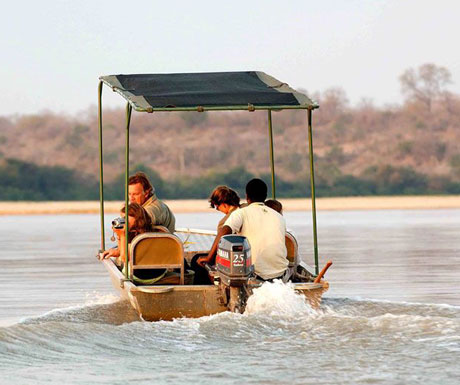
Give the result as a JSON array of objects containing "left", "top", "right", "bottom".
[
  {"left": 99, "top": 227, "right": 124, "bottom": 260},
  {"left": 197, "top": 225, "right": 232, "bottom": 267},
  {"left": 116, "top": 228, "right": 127, "bottom": 263},
  {"left": 100, "top": 248, "right": 120, "bottom": 259}
]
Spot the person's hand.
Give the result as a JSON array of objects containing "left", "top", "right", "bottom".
[
  {"left": 98, "top": 248, "right": 120, "bottom": 260},
  {"left": 197, "top": 256, "right": 211, "bottom": 267}
]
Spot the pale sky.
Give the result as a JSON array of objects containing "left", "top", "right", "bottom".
[{"left": 1, "top": 0, "right": 458, "bottom": 115}]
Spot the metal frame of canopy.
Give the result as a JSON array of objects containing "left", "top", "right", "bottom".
[{"left": 97, "top": 74, "right": 320, "bottom": 280}]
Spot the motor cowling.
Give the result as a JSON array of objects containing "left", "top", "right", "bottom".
[{"left": 216, "top": 235, "right": 253, "bottom": 286}]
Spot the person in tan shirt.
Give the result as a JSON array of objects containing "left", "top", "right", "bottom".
[{"left": 128, "top": 172, "right": 175, "bottom": 233}]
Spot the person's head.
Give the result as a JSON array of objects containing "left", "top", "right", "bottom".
[
  {"left": 128, "top": 172, "right": 154, "bottom": 205},
  {"left": 209, "top": 185, "right": 240, "bottom": 214},
  {"left": 265, "top": 199, "right": 283, "bottom": 214},
  {"left": 246, "top": 178, "right": 267, "bottom": 203},
  {"left": 120, "top": 203, "right": 152, "bottom": 233}
]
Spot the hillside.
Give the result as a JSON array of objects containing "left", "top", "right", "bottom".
[
  {"left": 1, "top": 64, "right": 459, "bottom": 197},
  {"left": 1, "top": 94, "right": 459, "bottom": 182}
]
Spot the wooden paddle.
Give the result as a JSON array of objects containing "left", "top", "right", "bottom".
[{"left": 314, "top": 260, "right": 333, "bottom": 283}]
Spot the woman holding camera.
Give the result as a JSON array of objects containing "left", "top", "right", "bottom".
[
  {"left": 99, "top": 203, "right": 151, "bottom": 259},
  {"left": 100, "top": 203, "right": 167, "bottom": 284}
]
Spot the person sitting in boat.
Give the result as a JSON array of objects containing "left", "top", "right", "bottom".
[
  {"left": 128, "top": 172, "right": 175, "bottom": 233},
  {"left": 99, "top": 203, "right": 156, "bottom": 260},
  {"left": 209, "top": 185, "right": 241, "bottom": 230},
  {"left": 198, "top": 178, "right": 288, "bottom": 281},
  {"left": 107, "top": 203, "right": 167, "bottom": 283},
  {"left": 192, "top": 185, "right": 241, "bottom": 284},
  {"left": 264, "top": 199, "right": 283, "bottom": 215}
]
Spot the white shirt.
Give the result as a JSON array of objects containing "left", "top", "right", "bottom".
[{"left": 224, "top": 202, "right": 288, "bottom": 280}]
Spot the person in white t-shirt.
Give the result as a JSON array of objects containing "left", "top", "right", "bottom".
[{"left": 198, "top": 178, "right": 288, "bottom": 281}]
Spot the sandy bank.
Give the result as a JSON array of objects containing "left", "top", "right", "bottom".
[{"left": 1, "top": 196, "right": 460, "bottom": 215}]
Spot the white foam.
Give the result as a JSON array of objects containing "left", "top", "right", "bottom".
[{"left": 245, "top": 279, "right": 315, "bottom": 317}]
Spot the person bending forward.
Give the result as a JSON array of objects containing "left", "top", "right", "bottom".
[{"left": 199, "top": 178, "right": 288, "bottom": 281}]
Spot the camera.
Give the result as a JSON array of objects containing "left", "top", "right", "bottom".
[{"left": 112, "top": 217, "right": 126, "bottom": 229}]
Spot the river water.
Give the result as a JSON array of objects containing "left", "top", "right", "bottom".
[{"left": 0, "top": 209, "right": 459, "bottom": 384}]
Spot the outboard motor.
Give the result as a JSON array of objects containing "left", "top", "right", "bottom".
[{"left": 216, "top": 235, "right": 253, "bottom": 312}]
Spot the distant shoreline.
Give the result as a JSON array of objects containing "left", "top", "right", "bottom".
[{"left": 1, "top": 196, "right": 460, "bottom": 215}]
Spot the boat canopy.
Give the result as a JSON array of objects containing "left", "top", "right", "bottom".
[
  {"left": 99, "top": 71, "right": 318, "bottom": 112},
  {"left": 97, "top": 70, "right": 321, "bottom": 275}
]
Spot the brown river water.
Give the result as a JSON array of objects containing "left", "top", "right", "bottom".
[{"left": 0, "top": 209, "right": 459, "bottom": 384}]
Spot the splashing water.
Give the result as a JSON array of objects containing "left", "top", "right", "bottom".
[{"left": 245, "top": 279, "right": 315, "bottom": 317}]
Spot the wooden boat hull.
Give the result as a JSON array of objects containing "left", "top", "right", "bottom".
[{"left": 103, "top": 259, "right": 328, "bottom": 321}]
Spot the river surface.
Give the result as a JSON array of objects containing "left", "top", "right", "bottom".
[{"left": 0, "top": 209, "right": 459, "bottom": 384}]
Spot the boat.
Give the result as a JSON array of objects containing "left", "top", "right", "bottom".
[{"left": 97, "top": 71, "right": 331, "bottom": 321}]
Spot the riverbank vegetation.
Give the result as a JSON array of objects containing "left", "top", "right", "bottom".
[
  {"left": 1, "top": 159, "right": 460, "bottom": 201},
  {"left": 1, "top": 63, "right": 459, "bottom": 200}
]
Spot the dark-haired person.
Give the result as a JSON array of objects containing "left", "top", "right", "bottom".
[
  {"left": 264, "top": 199, "right": 283, "bottom": 215},
  {"left": 194, "top": 186, "right": 241, "bottom": 283},
  {"left": 100, "top": 202, "right": 153, "bottom": 260},
  {"left": 128, "top": 172, "right": 175, "bottom": 233},
  {"left": 119, "top": 203, "right": 152, "bottom": 242},
  {"left": 101, "top": 203, "right": 166, "bottom": 283},
  {"left": 198, "top": 178, "right": 288, "bottom": 281},
  {"left": 208, "top": 185, "right": 241, "bottom": 230}
]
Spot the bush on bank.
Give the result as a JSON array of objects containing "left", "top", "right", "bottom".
[{"left": 1, "top": 158, "right": 460, "bottom": 201}]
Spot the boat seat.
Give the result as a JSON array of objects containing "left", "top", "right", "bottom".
[
  {"left": 130, "top": 233, "right": 185, "bottom": 284},
  {"left": 285, "top": 231, "right": 299, "bottom": 268}
]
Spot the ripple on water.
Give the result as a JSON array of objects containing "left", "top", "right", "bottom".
[{"left": 0, "top": 283, "right": 459, "bottom": 385}]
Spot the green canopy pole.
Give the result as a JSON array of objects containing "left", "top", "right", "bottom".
[
  {"left": 124, "top": 103, "right": 132, "bottom": 279},
  {"left": 98, "top": 81, "right": 105, "bottom": 251},
  {"left": 307, "top": 109, "right": 319, "bottom": 275},
  {"left": 267, "top": 110, "right": 276, "bottom": 199}
]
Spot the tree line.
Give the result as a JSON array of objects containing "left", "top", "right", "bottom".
[{"left": 1, "top": 158, "right": 459, "bottom": 201}]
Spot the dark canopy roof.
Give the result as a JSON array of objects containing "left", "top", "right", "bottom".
[{"left": 99, "top": 71, "right": 318, "bottom": 112}]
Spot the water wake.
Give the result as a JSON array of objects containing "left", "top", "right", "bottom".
[
  {"left": 245, "top": 279, "right": 315, "bottom": 317},
  {"left": 17, "top": 293, "right": 140, "bottom": 325},
  {"left": 0, "top": 284, "right": 459, "bottom": 385}
]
